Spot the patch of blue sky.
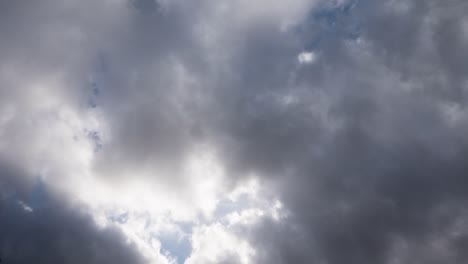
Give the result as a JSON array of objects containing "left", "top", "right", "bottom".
[
  {"left": 158, "top": 231, "right": 192, "bottom": 264},
  {"left": 158, "top": 194, "right": 254, "bottom": 263},
  {"left": 295, "top": 0, "right": 361, "bottom": 51},
  {"left": 107, "top": 210, "right": 194, "bottom": 264},
  {"left": 213, "top": 193, "right": 252, "bottom": 221},
  {"left": 86, "top": 53, "right": 108, "bottom": 109},
  {"left": 175, "top": 221, "right": 194, "bottom": 235},
  {"left": 30, "top": 176, "right": 46, "bottom": 210},
  {"left": 109, "top": 212, "right": 130, "bottom": 224},
  {"left": 0, "top": 176, "right": 47, "bottom": 212}
]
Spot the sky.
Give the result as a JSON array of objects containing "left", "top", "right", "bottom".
[{"left": 1, "top": 0, "right": 468, "bottom": 263}]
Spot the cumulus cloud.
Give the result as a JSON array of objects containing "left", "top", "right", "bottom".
[{"left": 1, "top": 0, "right": 468, "bottom": 263}]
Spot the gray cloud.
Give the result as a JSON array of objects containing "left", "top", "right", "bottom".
[
  {"left": 208, "top": 1, "right": 468, "bottom": 263},
  {"left": 1, "top": 0, "right": 468, "bottom": 263}
]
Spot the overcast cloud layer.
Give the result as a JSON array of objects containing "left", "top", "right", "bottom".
[{"left": 1, "top": 0, "right": 468, "bottom": 263}]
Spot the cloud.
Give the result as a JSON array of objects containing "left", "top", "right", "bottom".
[
  {"left": 297, "top": 51, "right": 317, "bottom": 64},
  {"left": 0, "top": 163, "right": 150, "bottom": 264},
  {"left": 1, "top": 0, "right": 468, "bottom": 263},
  {"left": 204, "top": 1, "right": 468, "bottom": 263},
  {"left": 185, "top": 223, "right": 255, "bottom": 264}
]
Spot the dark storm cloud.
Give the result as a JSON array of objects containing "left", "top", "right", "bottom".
[
  {"left": 202, "top": 0, "right": 468, "bottom": 263},
  {"left": 0, "top": 163, "right": 147, "bottom": 264}
]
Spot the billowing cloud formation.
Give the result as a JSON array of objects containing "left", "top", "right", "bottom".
[{"left": 1, "top": 0, "right": 468, "bottom": 263}]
